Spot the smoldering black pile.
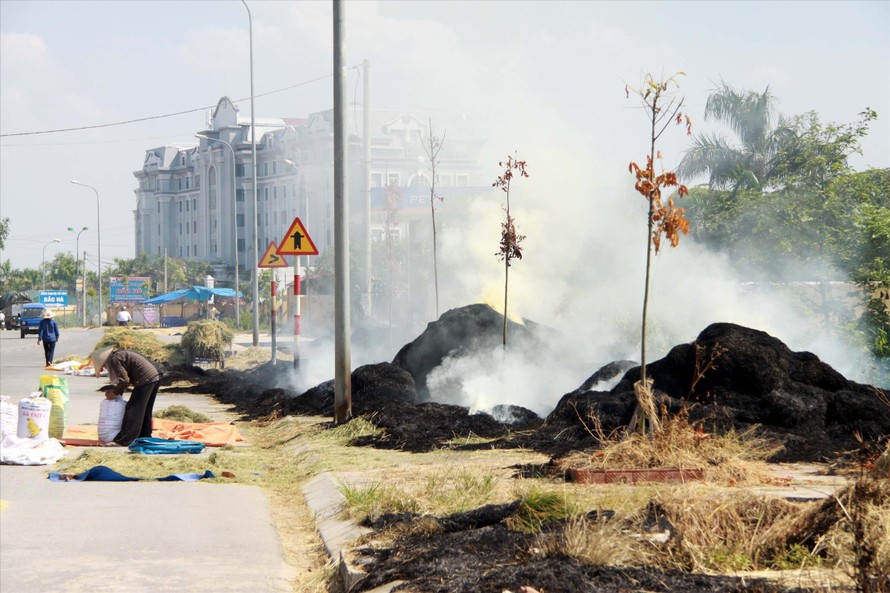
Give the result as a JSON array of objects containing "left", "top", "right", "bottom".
[{"left": 163, "top": 304, "right": 889, "bottom": 462}]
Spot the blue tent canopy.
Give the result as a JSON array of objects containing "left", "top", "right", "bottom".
[{"left": 143, "top": 286, "right": 240, "bottom": 305}]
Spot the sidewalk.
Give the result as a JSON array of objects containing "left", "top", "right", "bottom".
[{"left": 0, "top": 362, "right": 295, "bottom": 593}]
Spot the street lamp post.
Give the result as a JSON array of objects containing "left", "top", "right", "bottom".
[
  {"left": 68, "top": 226, "right": 88, "bottom": 326},
  {"left": 70, "top": 181, "right": 102, "bottom": 326},
  {"left": 241, "top": 0, "right": 260, "bottom": 346},
  {"left": 42, "top": 239, "right": 61, "bottom": 291},
  {"left": 197, "top": 133, "right": 240, "bottom": 325}
]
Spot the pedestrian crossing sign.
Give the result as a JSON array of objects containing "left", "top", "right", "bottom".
[{"left": 277, "top": 217, "right": 318, "bottom": 256}]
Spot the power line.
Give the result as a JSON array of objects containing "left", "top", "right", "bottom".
[{"left": 0, "top": 72, "right": 335, "bottom": 138}]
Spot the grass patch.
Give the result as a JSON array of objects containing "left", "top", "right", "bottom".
[
  {"left": 507, "top": 486, "right": 575, "bottom": 533},
  {"left": 651, "top": 489, "right": 818, "bottom": 573},
  {"left": 339, "top": 466, "right": 505, "bottom": 523},
  {"left": 311, "top": 417, "right": 385, "bottom": 446},
  {"left": 54, "top": 446, "right": 263, "bottom": 484},
  {"left": 443, "top": 432, "right": 500, "bottom": 447},
  {"left": 153, "top": 405, "right": 211, "bottom": 423},
  {"left": 561, "top": 512, "right": 644, "bottom": 567},
  {"left": 560, "top": 407, "right": 782, "bottom": 486}
]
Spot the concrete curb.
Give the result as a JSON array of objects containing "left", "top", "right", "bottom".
[{"left": 301, "top": 472, "right": 371, "bottom": 589}]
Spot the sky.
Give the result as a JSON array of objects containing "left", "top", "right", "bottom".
[
  {"left": 1, "top": 0, "right": 887, "bottom": 270},
  {"left": 1, "top": 1, "right": 888, "bottom": 395}
]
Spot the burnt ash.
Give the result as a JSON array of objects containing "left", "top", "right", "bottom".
[
  {"left": 543, "top": 322, "right": 890, "bottom": 461},
  {"left": 352, "top": 518, "right": 810, "bottom": 593},
  {"left": 168, "top": 306, "right": 888, "bottom": 462},
  {"left": 155, "top": 306, "right": 890, "bottom": 592},
  {"left": 391, "top": 303, "right": 538, "bottom": 400}
]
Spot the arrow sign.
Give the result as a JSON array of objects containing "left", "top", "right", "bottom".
[
  {"left": 258, "top": 241, "right": 290, "bottom": 268},
  {"left": 277, "top": 217, "right": 319, "bottom": 255}
]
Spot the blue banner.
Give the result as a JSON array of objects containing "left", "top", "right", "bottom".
[
  {"left": 39, "top": 290, "right": 68, "bottom": 307},
  {"left": 109, "top": 277, "right": 150, "bottom": 303}
]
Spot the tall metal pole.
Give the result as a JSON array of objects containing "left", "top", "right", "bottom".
[
  {"left": 68, "top": 226, "right": 87, "bottom": 326},
  {"left": 270, "top": 272, "right": 277, "bottom": 364},
  {"left": 42, "top": 239, "right": 59, "bottom": 291},
  {"left": 197, "top": 134, "right": 240, "bottom": 325},
  {"left": 362, "top": 59, "right": 372, "bottom": 320},
  {"left": 242, "top": 0, "right": 260, "bottom": 346},
  {"left": 71, "top": 181, "right": 101, "bottom": 326},
  {"left": 333, "top": 0, "right": 352, "bottom": 423},
  {"left": 82, "top": 250, "right": 87, "bottom": 326}
]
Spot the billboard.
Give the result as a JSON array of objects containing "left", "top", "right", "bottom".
[
  {"left": 39, "top": 290, "right": 68, "bottom": 308},
  {"left": 109, "top": 277, "right": 150, "bottom": 303}
]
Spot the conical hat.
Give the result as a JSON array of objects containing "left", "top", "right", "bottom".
[{"left": 89, "top": 346, "right": 114, "bottom": 375}]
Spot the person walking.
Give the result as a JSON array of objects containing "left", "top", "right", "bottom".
[
  {"left": 37, "top": 310, "right": 60, "bottom": 369},
  {"left": 90, "top": 347, "right": 163, "bottom": 446},
  {"left": 116, "top": 306, "right": 132, "bottom": 326}
]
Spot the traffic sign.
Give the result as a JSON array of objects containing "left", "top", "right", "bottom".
[
  {"left": 277, "top": 217, "right": 318, "bottom": 255},
  {"left": 258, "top": 241, "right": 290, "bottom": 268}
]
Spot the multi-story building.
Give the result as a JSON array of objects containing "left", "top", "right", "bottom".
[{"left": 133, "top": 96, "right": 486, "bottom": 285}]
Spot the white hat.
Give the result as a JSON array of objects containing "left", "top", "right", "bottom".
[
  {"left": 43, "top": 310, "right": 54, "bottom": 319},
  {"left": 89, "top": 346, "right": 114, "bottom": 375}
]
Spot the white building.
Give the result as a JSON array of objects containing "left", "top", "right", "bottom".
[{"left": 133, "top": 97, "right": 486, "bottom": 285}]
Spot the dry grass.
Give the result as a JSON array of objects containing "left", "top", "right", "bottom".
[
  {"left": 560, "top": 407, "right": 782, "bottom": 486},
  {"left": 225, "top": 346, "right": 274, "bottom": 370},
  {"left": 561, "top": 513, "right": 645, "bottom": 567},
  {"left": 506, "top": 485, "right": 575, "bottom": 533},
  {"left": 818, "top": 475, "right": 890, "bottom": 591},
  {"left": 180, "top": 320, "right": 234, "bottom": 362},
  {"left": 94, "top": 327, "right": 177, "bottom": 363},
  {"left": 339, "top": 465, "right": 505, "bottom": 523},
  {"left": 653, "top": 489, "right": 815, "bottom": 573},
  {"left": 153, "top": 404, "right": 211, "bottom": 423}
]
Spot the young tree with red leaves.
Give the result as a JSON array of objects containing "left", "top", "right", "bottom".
[
  {"left": 493, "top": 155, "right": 528, "bottom": 346},
  {"left": 627, "top": 73, "right": 692, "bottom": 435}
]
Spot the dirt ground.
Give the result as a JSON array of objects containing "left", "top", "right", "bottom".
[{"left": 160, "top": 304, "right": 889, "bottom": 592}]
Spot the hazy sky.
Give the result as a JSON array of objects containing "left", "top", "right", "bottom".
[{"left": 1, "top": 0, "right": 888, "bottom": 271}]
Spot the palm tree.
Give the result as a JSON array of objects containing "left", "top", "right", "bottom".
[{"left": 680, "top": 82, "right": 794, "bottom": 192}]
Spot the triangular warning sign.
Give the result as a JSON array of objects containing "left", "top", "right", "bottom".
[
  {"left": 258, "top": 241, "right": 290, "bottom": 268},
  {"left": 277, "top": 217, "right": 318, "bottom": 255}
]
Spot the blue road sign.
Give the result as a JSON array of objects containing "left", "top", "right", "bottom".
[{"left": 40, "top": 290, "right": 68, "bottom": 308}]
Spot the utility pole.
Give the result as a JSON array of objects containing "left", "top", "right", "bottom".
[
  {"left": 163, "top": 248, "right": 168, "bottom": 325},
  {"left": 242, "top": 0, "right": 260, "bottom": 347},
  {"left": 362, "top": 59, "right": 372, "bottom": 319},
  {"left": 333, "top": 0, "right": 352, "bottom": 423}
]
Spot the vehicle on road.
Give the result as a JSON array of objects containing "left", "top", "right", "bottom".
[
  {"left": 0, "top": 292, "right": 32, "bottom": 330},
  {"left": 19, "top": 303, "right": 48, "bottom": 338}
]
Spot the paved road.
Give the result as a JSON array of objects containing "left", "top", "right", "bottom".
[{"left": 0, "top": 328, "right": 295, "bottom": 593}]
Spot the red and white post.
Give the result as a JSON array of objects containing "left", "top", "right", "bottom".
[{"left": 293, "top": 260, "right": 301, "bottom": 371}]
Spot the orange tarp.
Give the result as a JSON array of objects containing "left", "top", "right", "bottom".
[
  {"left": 62, "top": 420, "right": 244, "bottom": 447},
  {"left": 151, "top": 418, "right": 244, "bottom": 447}
]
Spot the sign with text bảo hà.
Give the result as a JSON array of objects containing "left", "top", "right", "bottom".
[{"left": 109, "top": 277, "right": 150, "bottom": 303}]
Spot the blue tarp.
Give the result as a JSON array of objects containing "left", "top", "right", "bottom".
[{"left": 143, "top": 286, "right": 240, "bottom": 305}]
